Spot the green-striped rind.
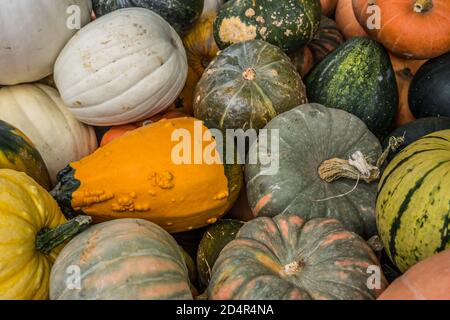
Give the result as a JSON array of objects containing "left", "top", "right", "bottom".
[
  {"left": 377, "top": 130, "right": 450, "bottom": 272},
  {"left": 50, "top": 219, "right": 193, "bottom": 300},
  {"left": 305, "top": 37, "right": 398, "bottom": 138},
  {"left": 194, "top": 39, "right": 307, "bottom": 131},
  {"left": 214, "top": 0, "right": 321, "bottom": 53},
  {"left": 197, "top": 219, "right": 244, "bottom": 290},
  {"left": 208, "top": 215, "right": 387, "bottom": 300},
  {"left": 92, "top": 0, "right": 204, "bottom": 35},
  {"left": 0, "top": 120, "right": 51, "bottom": 189}
]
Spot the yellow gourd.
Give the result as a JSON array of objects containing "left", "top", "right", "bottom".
[
  {"left": 52, "top": 117, "right": 243, "bottom": 233},
  {"left": 0, "top": 169, "right": 90, "bottom": 299}
]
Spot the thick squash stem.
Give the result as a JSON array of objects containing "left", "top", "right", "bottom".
[
  {"left": 318, "top": 136, "right": 405, "bottom": 183},
  {"left": 36, "top": 216, "right": 92, "bottom": 254},
  {"left": 414, "top": 0, "right": 433, "bottom": 13}
]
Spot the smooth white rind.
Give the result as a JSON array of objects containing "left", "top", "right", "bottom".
[{"left": 54, "top": 8, "right": 188, "bottom": 126}]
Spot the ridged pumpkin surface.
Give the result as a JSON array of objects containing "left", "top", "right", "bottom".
[
  {"left": 0, "top": 169, "right": 67, "bottom": 300},
  {"left": 0, "top": 120, "right": 51, "bottom": 190},
  {"left": 377, "top": 130, "right": 450, "bottom": 272},
  {"left": 52, "top": 117, "right": 243, "bottom": 233},
  {"left": 246, "top": 104, "right": 381, "bottom": 239},
  {"left": 194, "top": 40, "right": 307, "bottom": 131},
  {"left": 50, "top": 219, "right": 193, "bottom": 300},
  {"left": 208, "top": 215, "right": 387, "bottom": 300}
]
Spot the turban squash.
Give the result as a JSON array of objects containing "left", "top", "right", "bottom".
[
  {"left": 0, "top": 169, "right": 90, "bottom": 300},
  {"left": 52, "top": 117, "right": 243, "bottom": 233},
  {"left": 377, "top": 130, "right": 450, "bottom": 272},
  {"left": 208, "top": 215, "right": 387, "bottom": 300}
]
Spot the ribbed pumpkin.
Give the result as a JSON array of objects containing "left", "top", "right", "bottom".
[
  {"left": 409, "top": 51, "right": 450, "bottom": 119},
  {"left": 0, "top": 169, "right": 91, "bottom": 300},
  {"left": 0, "top": 120, "right": 51, "bottom": 190},
  {"left": 377, "top": 130, "right": 450, "bottom": 272},
  {"left": 50, "top": 219, "right": 194, "bottom": 300},
  {"left": 246, "top": 104, "right": 382, "bottom": 239},
  {"left": 305, "top": 37, "right": 398, "bottom": 138},
  {"left": 209, "top": 215, "right": 387, "bottom": 300},
  {"left": 335, "top": 0, "right": 367, "bottom": 40},
  {"left": 289, "top": 16, "right": 345, "bottom": 77},
  {"left": 0, "top": 84, "right": 98, "bottom": 185},
  {"left": 383, "top": 117, "right": 450, "bottom": 162},
  {"left": 214, "top": 0, "right": 321, "bottom": 53},
  {"left": 52, "top": 117, "right": 243, "bottom": 233},
  {"left": 194, "top": 40, "right": 307, "bottom": 131},
  {"left": 54, "top": 8, "right": 188, "bottom": 126},
  {"left": 352, "top": 0, "right": 450, "bottom": 59},
  {"left": 197, "top": 219, "right": 244, "bottom": 290},
  {"left": 0, "top": 0, "right": 92, "bottom": 85},
  {"left": 378, "top": 249, "right": 450, "bottom": 300},
  {"left": 390, "top": 54, "right": 427, "bottom": 127},
  {"left": 92, "top": 0, "right": 205, "bottom": 35}
]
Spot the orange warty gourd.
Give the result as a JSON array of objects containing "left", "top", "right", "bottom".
[
  {"left": 100, "top": 111, "right": 186, "bottom": 147},
  {"left": 336, "top": 0, "right": 367, "bottom": 40},
  {"left": 352, "top": 0, "right": 450, "bottom": 59},
  {"left": 52, "top": 117, "right": 243, "bottom": 234},
  {"left": 389, "top": 54, "right": 428, "bottom": 127},
  {"left": 378, "top": 249, "right": 450, "bottom": 300}
]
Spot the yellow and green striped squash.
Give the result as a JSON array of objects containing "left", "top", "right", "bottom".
[{"left": 377, "top": 130, "right": 450, "bottom": 272}]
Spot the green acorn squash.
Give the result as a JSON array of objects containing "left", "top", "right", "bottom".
[
  {"left": 0, "top": 120, "right": 51, "bottom": 190},
  {"left": 197, "top": 219, "right": 244, "bottom": 290},
  {"left": 246, "top": 104, "right": 382, "bottom": 239},
  {"left": 214, "top": 0, "right": 321, "bottom": 53},
  {"left": 92, "top": 0, "right": 204, "bottom": 35},
  {"left": 409, "top": 51, "right": 450, "bottom": 119},
  {"left": 208, "top": 215, "right": 387, "bottom": 300},
  {"left": 377, "top": 130, "right": 450, "bottom": 272},
  {"left": 305, "top": 37, "right": 398, "bottom": 138},
  {"left": 193, "top": 40, "right": 307, "bottom": 131}
]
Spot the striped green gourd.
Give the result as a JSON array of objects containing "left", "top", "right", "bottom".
[{"left": 377, "top": 130, "right": 450, "bottom": 272}]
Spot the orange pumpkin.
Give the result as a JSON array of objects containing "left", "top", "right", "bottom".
[
  {"left": 168, "top": 12, "right": 220, "bottom": 115},
  {"left": 100, "top": 111, "right": 186, "bottom": 147},
  {"left": 336, "top": 0, "right": 367, "bottom": 40},
  {"left": 379, "top": 249, "right": 450, "bottom": 300},
  {"left": 353, "top": 0, "right": 450, "bottom": 59},
  {"left": 320, "top": 0, "right": 339, "bottom": 16},
  {"left": 389, "top": 54, "right": 428, "bottom": 127}
]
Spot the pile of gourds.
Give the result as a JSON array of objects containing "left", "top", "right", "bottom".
[{"left": 0, "top": 0, "right": 449, "bottom": 300}]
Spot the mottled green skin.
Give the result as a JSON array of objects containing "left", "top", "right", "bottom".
[
  {"left": 0, "top": 120, "right": 51, "bottom": 189},
  {"left": 383, "top": 117, "right": 450, "bottom": 162},
  {"left": 194, "top": 40, "right": 307, "bottom": 131},
  {"left": 208, "top": 215, "right": 387, "bottom": 300},
  {"left": 306, "top": 37, "right": 398, "bottom": 138},
  {"left": 214, "top": 0, "right": 321, "bottom": 53},
  {"left": 246, "top": 104, "right": 382, "bottom": 239},
  {"left": 92, "top": 0, "right": 204, "bottom": 34},
  {"left": 50, "top": 219, "right": 193, "bottom": 300},
  {"left": 409, "top": 52, "right": 450, "bottom": 118},
  {"left": 197, "top": 219, "right": 244, "bottom": 290}
]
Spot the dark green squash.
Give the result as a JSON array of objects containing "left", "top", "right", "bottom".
[
  {"left": 92, "top": 0, "right": 204, "bottom": 35},
  {"left": 208, "top": 215, "right": 387, "bottom": 300},
  {"left": 213, "top": 0, "right": 321, "bottom": 53},
  {"left": 383, "top": 117, "right": 450, "bottom": 162},
  {"left": 0, "top": 120, "right": 51, "bottom": 189},
  {"left": 193, "top": 39, "right": 308, "bottom": 131},
  {"left": 305, "top": 37, "right": 398, "bottom": 138},
  {"left": 196, "top": 219, "right": 244, "bottom": 290},
  {"left": 246, "top": 104, "right": 382, "bottom": 239},
  {"left": 409, "top": 51, "right": 450, "bottom": 118}
]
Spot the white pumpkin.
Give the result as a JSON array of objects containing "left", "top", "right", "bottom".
[
  {"left": 54, "top": 8, "right": 188, "bottom": 126},
  {"left": 202, "top": 0, "right": 224, "bottom": 14},
  {"left": 0, "top": 84, "right": 98, "bottom": 184},
  {"left": 0, "top": 0, "right": 92, "bottom": 85}
]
